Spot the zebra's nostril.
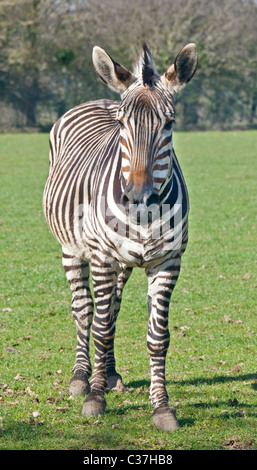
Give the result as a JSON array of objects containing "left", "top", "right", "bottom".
[
  {"left": 120, "top": 192, "right": 130, "bottom": 206},
  {"left": 144, "top": 191, "right": 160, "bottom": 207},
  {"left": 121, "top": 185, "right": 159, "bottom": 207}
]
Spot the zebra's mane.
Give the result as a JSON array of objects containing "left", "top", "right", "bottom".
[{"left": 134, "top": 43, "right": 159, "bottom": 87}]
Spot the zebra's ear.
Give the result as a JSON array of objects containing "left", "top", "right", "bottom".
[
  {"left": 162, "top": 43, "right": 198, "bottom": 94},
  {"left": 92, "top": 46, "right": 136, "bottom": 94}
]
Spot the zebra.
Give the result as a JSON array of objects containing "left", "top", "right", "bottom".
[{"left": 43, "top": 42, "right": 197, "bottom": 431}]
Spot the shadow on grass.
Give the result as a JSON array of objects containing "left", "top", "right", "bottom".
[
  {"left": 105, "top": 403, "right": 195, "bottom": 429},
  {"left": 174, "top": 372, "right": 257, "bottom": 388},
  {"left": 125, "top": 373, "right": 257, "bottom": 422},
  {"left": 127, "top": 373, "right": 257, "bottom": 390}
]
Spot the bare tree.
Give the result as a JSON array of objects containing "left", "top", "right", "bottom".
[{"left": 0, "top": 0, "right": 257, "bottom": 129}]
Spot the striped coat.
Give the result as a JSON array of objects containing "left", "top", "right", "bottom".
[{"left": 43, "top": 43, "right": 197, "bottom": 431}]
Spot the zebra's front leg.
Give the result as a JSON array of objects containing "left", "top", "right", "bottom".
[
  {"left": 62, "top": 248, "right": 93, "bottom": 396},
  {"left": 106, "top": 267, "right": 132, "bottom": 391},
  {"left": 146, "top": 259, "right": 181, "bottom": 431},
  {"left": 82, "top": 259, "right": 118, "bottom": 417}
]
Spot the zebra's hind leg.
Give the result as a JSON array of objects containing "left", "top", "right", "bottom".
[
  {"left": 62, "top": 247, "right": 94, "bottom": 396},
  {"left": 106, "top": 267, "right": 133, "bottom": 391},
  {"left": 146, "top": 259, "right": 181, "bottom": 431}
]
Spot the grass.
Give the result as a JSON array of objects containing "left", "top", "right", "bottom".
[{"left": 0, "top": 130, "right": 256, "bottom": 450}]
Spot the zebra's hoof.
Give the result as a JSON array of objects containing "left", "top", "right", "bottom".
[
  {"left": 69, "top": 370, "right": 90, "bottom": 396},
  {"left": 82, "top": 392, "right": 107, "bottom": 417},
  {"left": 153, "top": 405, "right": 180, "bottom": 431},
  {"left": 107, "top": 373, "right": 128, "bottom": 391}
]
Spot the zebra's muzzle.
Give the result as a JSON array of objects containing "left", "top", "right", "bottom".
[
  {"left": 120, "top": 182, "right": 160, "bottom": 208},
  {"left": 120, "top": 182, "right": 160, "bottom": 224}
]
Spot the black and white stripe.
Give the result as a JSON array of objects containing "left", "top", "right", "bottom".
[{"left": 43, "top": 43, "right": 197, "bottom": 430}]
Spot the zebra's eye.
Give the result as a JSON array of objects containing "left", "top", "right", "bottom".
[
  {"left": 163, "top": 121, "right": 173, "bottom": 131},
  {"left": 118, "top": 120, "right": 125, "bottom": 129}
]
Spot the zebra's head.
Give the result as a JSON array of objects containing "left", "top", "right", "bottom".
[{"left": 93, "top": 43, "right": 197, "bottom": 210}]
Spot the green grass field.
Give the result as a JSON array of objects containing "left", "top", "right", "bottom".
[{"left": 0, "top": 131, "right": 256, "bottom": 450}]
